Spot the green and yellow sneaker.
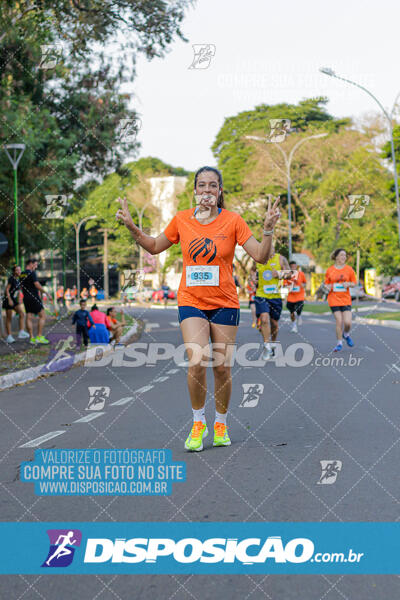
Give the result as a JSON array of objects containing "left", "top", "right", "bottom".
[
  {"left": 184, "top": 421, "right": 208, "bottom": 452},
  {"left": 29, "top": 337, "right": 37, "bottom": 345},
  {"left": 36, "top": 335, "right": 50, "bottom": 344},
  {"left": 213, "top": 422, "right": 231, "bottom": 447}
]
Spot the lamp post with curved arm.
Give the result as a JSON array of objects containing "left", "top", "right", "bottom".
[
  {"left": 245, "top": 132, "right": 328, "bottom": 258},
  {"left": 73, "top": 215, "right": 97, "bottom": 298},
  {"left": 320, "top": 67, "right": 400, "bottom": 246}
]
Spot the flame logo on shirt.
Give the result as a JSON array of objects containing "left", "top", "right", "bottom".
[{"left": 189, "top": 237, "right": 217, "bottom": 264}]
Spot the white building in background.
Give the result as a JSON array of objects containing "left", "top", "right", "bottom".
[{"left": 145, "top": 175, "right": 187, "bottom": 290}]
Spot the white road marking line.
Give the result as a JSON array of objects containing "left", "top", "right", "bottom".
[
  {"left": 169, "top": 321, "right": 180, "bottom": 326},
  {"left": 307, "top": 317, "right": 330, "bottom": 324},
  {"left": 110, "top": 396, "right": 134, "bottom": 406},
  {"left": 153, "top": 376, "right": 169, "bottom": 383},
  {"left": 74, "top": 412, "right": 105, "bottom": 423},
  {"left": 166, "top": 369, "right": 179, "bottom": 374},
  {"left": 144, "top": 323, "right": 160, "bottom": 332},
  {"left": 19, "top": 431, "right": 66, "bottom": 448},
  {"left": 364, "top": 346, "right": 375, "bottom": 352},
  {"left": 389, "top": 363, "right": 400, "bottom": 373},
  {"left": 134, "top": 385, "right": 154, "bottom": 394}
]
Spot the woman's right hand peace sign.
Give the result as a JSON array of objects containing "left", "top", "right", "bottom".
[
  {"left": 115, "top": 197, "right": 135, "bottom": 230},
  {"left": 264, "top": 196, "right": 281, "bottom": 231}
]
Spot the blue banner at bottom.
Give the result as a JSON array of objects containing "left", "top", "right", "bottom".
[{"left": 0, "top": 522, "right": 399, "bottom": 574}]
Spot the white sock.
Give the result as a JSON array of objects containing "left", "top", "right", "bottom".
[
  {"left": 193, "top": 408, "right": 206, "bottom": 424},
  {"left": 214, "top": 411, "right": 227, "bottom": 426},
  {"left": 263, "top": 341, "right": 271, "bottom": 349},
  {"left": 337, "top": 339, "right": 343, "bottom": 345},
  {"left": 343, "top": 331, "right": 350, "bottom": 338}
]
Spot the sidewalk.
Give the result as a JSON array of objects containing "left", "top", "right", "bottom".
[{"left": 0, "top": 306, "right": 141, "bottom": 378}]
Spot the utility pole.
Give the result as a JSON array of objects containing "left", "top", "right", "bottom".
[{"left": 99, "top": 228, "right": 109, "bottom": 300}]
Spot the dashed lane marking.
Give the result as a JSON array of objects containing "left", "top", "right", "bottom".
[
  {"left": 19, "top": 431, "right": 66, "bottom": 448},
  {"left": 134, "top": 385, "right": 154, "bottom": 394},
  {"left": 110, "top": 396, "right": 134, "bottom": 406},
  {"left": 144, "top": 323, "right": 160, "bottom": 332},
  {"left": 153, "top": 376, "right": 169, "bottom": 383},
  {"left": 74, "top": 412, "right": 105, "bottom": 423}
]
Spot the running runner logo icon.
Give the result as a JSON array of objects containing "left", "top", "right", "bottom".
[
  {"left": 317, "top": 460, "right": 342, "bottom": 485},
  {"left": 42, "top": 529, "right": 82, "bottom": 567},
  {"left": 345, "top": 195, "right": 370, "bottom": 219},
  {"left": 86, "top": 386, "right": 110, "bottom": 411},
  {"left": 240, "top": 383, "right": 264, "bottom": 407},
  {"left": 43, "top": 195, "right": 68, "bottom": 219},
  {"left": 189, "top": 237, "right": 217, "bottom": 263},
  {"left": 188, "top": 44, "right": 216, "bottom": 69},
  {"left": 41, "top": 334, "right": 75, "bottom": 373}
]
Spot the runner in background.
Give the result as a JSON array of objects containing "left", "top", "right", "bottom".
[
  {"left": 161, "top": 283, "right": 170, "bottom": 308},
  {"left": 247, "top": 262, "right": 257, "bottom": 328},
  {"left": 56, "top": 285, "right": 64, "bottom": 308},
  {"left": 2, "top": 265, "right": 29, "bottom": 343},
  {"left": 64, "top": 287, "right": 72, "bottom": 309},
  {"left": 80, "top": 287, "right": 88, "bottom": 300},
  {"left": 255, "top": 244, "right": 290, "bottom": 360},
  {"left": 116, "top": 166, "right": 281, "bottom": 451},
  {"left": 89, "top": 284, "right": 98, "bottom": 302},
  {"left": 285, "top": 260, "right": 306, "bottom": 333},
  {"left": 71, "top": 285, "right": 78, "bottom": 304},
  {"left": 324, "top": 248, "right": 357, "bottom": 352}
]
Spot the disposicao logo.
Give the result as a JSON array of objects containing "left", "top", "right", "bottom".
[
  {"left": 83, "top": 536, "right": 314, "bottom": 564},
  {"left": 42, "top": 529, "right": 82, "bottom": 567}
]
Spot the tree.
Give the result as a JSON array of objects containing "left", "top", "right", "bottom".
[
  {"left": 0, "top": 0, "right": 192, "bottom": 268},
  {"left": 70, "top": 157, "right": 188, "bottom": 268},
  {"left": 211, "top": 99, "right": 395, "bottom": 277}
]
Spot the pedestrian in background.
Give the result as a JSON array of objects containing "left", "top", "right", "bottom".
[
  {"left": 2, "top": 265, "right": 29, "bottom": 343},
  {"left": 72, "top": 299, "right": 95, "bottom": 348}
]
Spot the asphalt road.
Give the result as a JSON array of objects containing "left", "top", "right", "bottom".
[{"left": 1, "top": 303, "right": 399, "bottom": 599}]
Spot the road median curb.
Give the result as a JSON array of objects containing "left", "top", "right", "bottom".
[{"left": 354, "top": 316, "right": 400, "bottom": 329}]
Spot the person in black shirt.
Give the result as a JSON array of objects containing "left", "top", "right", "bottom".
[
  {"left": 2, "top": 265, "right": 29, "bottom": 343},
  {"left": 72, "top": 299, "right": 95, "bottom": 347},
  {"left": 20, "top": 258, "right": 49, "bottom": 344}
]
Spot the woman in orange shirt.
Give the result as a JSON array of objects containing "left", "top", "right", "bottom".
[
  {"left": 324, "top": 248, "right": 357, "bottom": 352},
  {"left": 116, "top": 166, "right": 280, "bottom": 451}
]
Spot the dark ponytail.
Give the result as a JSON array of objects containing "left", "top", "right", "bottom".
[{"left": 194, "top": 166, "right": 225, "bottom": 208}]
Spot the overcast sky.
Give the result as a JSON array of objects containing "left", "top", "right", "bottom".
[{"left": 126, "top": 0, "right": 398, "bottom": 172}]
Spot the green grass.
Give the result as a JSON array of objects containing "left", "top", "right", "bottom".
[
  {"left": 365, "top": 312, "right": 400, "bottom": 321},
  {"left": 301, "top": 303, "right": 330, "bottom": 314}
]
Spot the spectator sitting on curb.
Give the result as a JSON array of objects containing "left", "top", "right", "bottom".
[
  {"left": 106, "top": 307, "right": 126, "bottom": 344},
  {"left": 88, "top": 304, "right": 110, "bottom": 344}
]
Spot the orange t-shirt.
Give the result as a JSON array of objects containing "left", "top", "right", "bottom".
[
  {"left": 325, "top": 264, "right": 356, "bottom": 306},
  {"left": 286, "top": 270, "right": 306, "bottom": 302},
  {"left": 164, "top": 208, "right": 253, "bottom": 309}
]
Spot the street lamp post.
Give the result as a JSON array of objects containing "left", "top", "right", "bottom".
[
  {"left": 245, "top": 133, "right": 327, "bottom": 258},
  {"left": 319, "top": 67, "right": 400, "bottom": 246},
  {"left": 73, "top": 215, "right": 97, "bottom": 299},
  {"left": 129, "top": 202, "right": 150, "bottom": 272},
  {"left": 48, "top": 230, "right": 56, "bottom": 312},
  {"left": 3, "top": 144, "right": 25, "bottom": 264}
]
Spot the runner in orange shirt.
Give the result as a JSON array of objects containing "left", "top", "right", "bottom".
[
  {"left": 286, "top": 260, "right": 306, "bottom": 333},
  {"left": 116, "top": 166, "right": 281, "bottom": 451},
  {"left": 324, "top": 248, "right": 357, "bottom": 352}
]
